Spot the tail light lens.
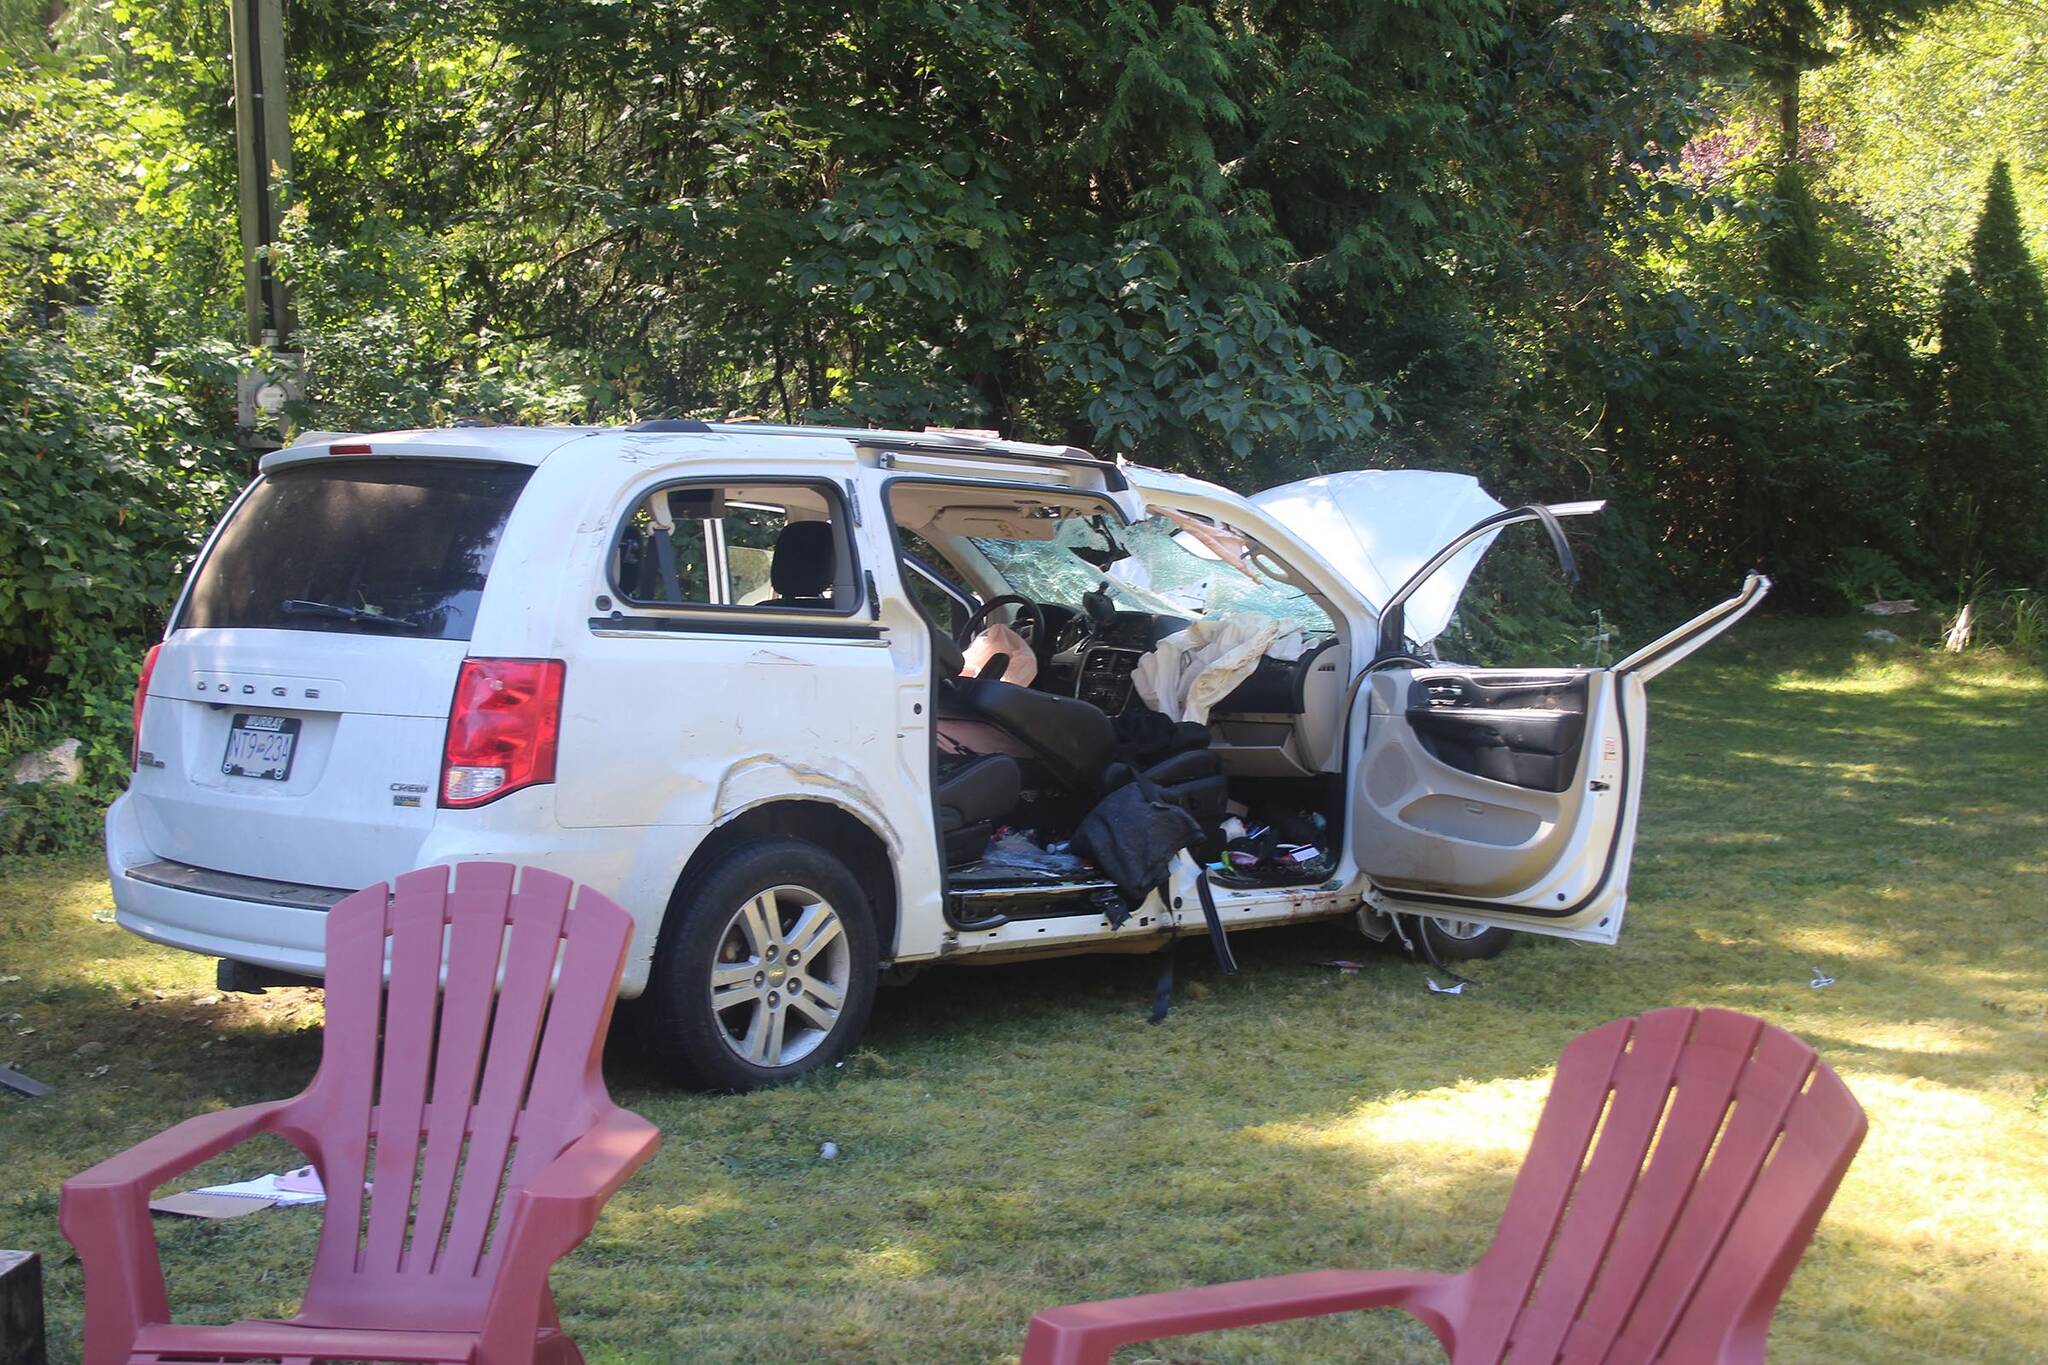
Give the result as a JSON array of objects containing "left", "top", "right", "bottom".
[
  {"left": 131, "top": 643, "right": 162, "bottom": 769},
  {"left": 439, "top": 658, "right": 565, "bottom": 808}
]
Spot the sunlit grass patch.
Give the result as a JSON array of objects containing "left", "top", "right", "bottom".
[{"left": 1248, "top": 1076, "right": 1550, "bottom": 1168}]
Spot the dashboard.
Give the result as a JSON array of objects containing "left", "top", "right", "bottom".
[
  {"left": 958, "top": 588, "right": 1349, "bottom": 776},
  {"left": 978, "top": 592, "right": 1336, "bottom": 723},
  {"left": 1040, "top": 609, "right": 1180, "bottom": 714}
]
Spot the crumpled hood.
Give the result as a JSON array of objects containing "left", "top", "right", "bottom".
[{"left": 1250, "top": 470, "right": 1507, "bottom": 646}]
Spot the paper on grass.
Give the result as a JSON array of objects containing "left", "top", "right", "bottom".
[{"left": 150, "top": 1165, "right": 326, "bottom": 1219}]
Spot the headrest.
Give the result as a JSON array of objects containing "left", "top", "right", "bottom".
[{"left": 769, "top": 520, "right": 837, "bottom": 599}]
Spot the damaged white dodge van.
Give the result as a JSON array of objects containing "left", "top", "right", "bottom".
[{"left": 109, "top": 422, "right": 1766, "bottom": 1089}]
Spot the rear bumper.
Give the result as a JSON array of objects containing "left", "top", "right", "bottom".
[
  {"left": 104, "top": 790, "right": 700, "bottom": 996},
  {"left": 107, "top": 795, "right": 343, "bottom": 977}
]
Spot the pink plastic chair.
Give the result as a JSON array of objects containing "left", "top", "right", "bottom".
[
  {"left": 1021, "top": 1007, "right": 1866, "bottom": 1365},
  {"left": 61, "top": 863, "right": 660, "bottom": 1365}
]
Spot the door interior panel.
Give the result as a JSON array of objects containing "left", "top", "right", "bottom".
[
  {"left": 1403, "top": 673, "right": 1589, "bottom": 793},
  {"left": 1355, "top": 668, "right": 1610, "bottom": 901}
]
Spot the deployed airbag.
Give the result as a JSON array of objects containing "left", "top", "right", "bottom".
[
  {"left": 960, "top": 623, "right": 1038, "bottom": 685},
  {"left": 1132, "top": 613, "right": 1306, "bottom": 725}
]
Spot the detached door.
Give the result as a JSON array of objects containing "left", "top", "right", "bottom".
[{"left": 1351, "top": 572, "right": 1770, "bottom": 944}]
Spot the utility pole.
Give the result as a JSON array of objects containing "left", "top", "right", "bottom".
[{"left": 230, "top": 0, "right": 301, "bottom": 446}]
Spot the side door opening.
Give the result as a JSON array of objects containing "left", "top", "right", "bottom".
[{"left": 883, "top": 480, "right": 1359, "bottom": 937}]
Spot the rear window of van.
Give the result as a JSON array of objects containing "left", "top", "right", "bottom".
[{"left": 178, "top": 460, "right": 533, "bottom": 640}]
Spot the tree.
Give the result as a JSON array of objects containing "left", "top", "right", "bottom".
[
  {"left": 1930, "top": 165, "right": 2048, "bottom": 584},
  {"left": 1715, "top": 0, "right": 1963, "bottom": 157},
  {"left": 1805, "top": 3, "right": 2048, "bottom": 280},
  {"left": 1765, "top": 162, "right": 1827, "bottom": 301},
  {"left": 1970, "top": 160, "right": 2048, "bottom": 389}
]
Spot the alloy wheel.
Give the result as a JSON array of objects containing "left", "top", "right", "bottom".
[
  {"left": 1429, "top": 916, "right": 1493, "bottom": 941},
  {"left": 707, "top": 884, "right": 850, "bottom": 1068}
]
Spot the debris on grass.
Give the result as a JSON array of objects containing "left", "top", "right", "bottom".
[
  {"left": 150, "top": 1166, "right": 326, "bottom": 1220},
  {"left": 0, "top": 1063, "right": 51, "bottom": 1097}
]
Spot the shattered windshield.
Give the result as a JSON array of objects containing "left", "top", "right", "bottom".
[{"left": 970, "top": 516, "right": 1334, "bottom": 635}]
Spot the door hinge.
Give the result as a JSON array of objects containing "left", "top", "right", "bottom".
[
  {"left": 1589, "top": 780, "right": 1611, "bottom": 792},
  {"left": 864, "top": 569, "right": 881, "bottom": 621}
]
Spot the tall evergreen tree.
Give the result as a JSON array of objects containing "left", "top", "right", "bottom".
[
  {"left": 1970, "top": 159, "right": 2048, "bottom": 387},
  {"left": 1933, "top": 165, "right": 2048, "bottom": 583}
]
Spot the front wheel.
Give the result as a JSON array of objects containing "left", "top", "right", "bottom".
[
  {"left": 1412, "top": 914, "right": 1515, "bottom": 962},
  {"left": 645, "top": 837, "right": 878, "bottom": 1091}
]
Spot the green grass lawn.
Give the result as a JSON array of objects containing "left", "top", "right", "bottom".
[{"left": 3, "top": 619, "right": 2044, "bottom": 1362}]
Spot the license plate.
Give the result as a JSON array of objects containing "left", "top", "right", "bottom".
[{"left": 222, "top": 713, "right": 301, "bottom": 781}]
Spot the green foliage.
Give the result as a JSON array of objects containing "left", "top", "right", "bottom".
[
  {"left": 313, "top": 0, "right": 1458, "bottom": 460},
  {"left": 1438, "top": 528, "right": 1612, "bottom": 668},
  {"left": 0, "top": 702, "right": 120, "bottom": 857},
  {"left": 1716, "top": 0, "right": 1963, "bottom": 80},
  {"left": 1766, "top": 163, "right": 1827, "bottom": 301},
  {"left": 1822, "top": 545, "right": 1917, "bottom": 611},
  {"left": 1924, "top": 164, "right": 2048, "bottom": 585},
  {"left": 1971, "top": 161, "right": 2048, "bottom": 389},
  {"left": 276, "top": 210, "right": 596, "bottom": 430},
  {"left": 2008, "top": 590, "right": 2047, "bottom": 661},
  {"left": 0, "top": 779, "right": 108, "bottom": 856},
  {"left": 1807, "top": 4, "right": 2048, "bottom": 277},
  {"left": 2, "top": 0, "right": 2045, "bottom": 779},
  {"left": 0, "top": 331, "right": 239, "bottom": 757}
]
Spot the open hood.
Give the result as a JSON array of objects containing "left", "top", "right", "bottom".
[{"left": 1251, "top": 471, "right": 1513, "bottom": 645}]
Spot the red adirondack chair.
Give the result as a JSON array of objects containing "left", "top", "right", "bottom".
[
  {"left": 1021, "top": 1007, "right": 1866, "bottom": 1365},
  {"left": 61, "top": 863, "right": 660, "bottom": 1365}
]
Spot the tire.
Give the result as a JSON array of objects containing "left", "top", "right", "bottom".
[
  {"left": 645, "top": 836, "right": 878, "bottom": 1091},
  {"left": 1412, "top": 914, "right": 1515, "bottom": 963}
]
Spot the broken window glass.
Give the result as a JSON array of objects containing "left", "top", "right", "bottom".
[{"left": 971, "top": 515, "right": 1334, "bottom": 635}]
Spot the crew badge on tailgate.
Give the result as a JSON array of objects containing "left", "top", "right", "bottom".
[
  {"left": 390, "top": 782, "right": 429, "bottom": 808},
  {"left": 221, "top": 713, "right": 301, "bottom": 782}
]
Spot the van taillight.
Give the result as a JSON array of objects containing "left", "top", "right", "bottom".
[
  {"left": 439, "top": 658, "right": 565, "bottom": 808},
  {"left": 131, "top": 643, "right": 161, "bottom": 770}
]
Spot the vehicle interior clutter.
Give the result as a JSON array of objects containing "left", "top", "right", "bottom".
[{"left": 883, "top": 484, "right": 1349, "bottom": 930}]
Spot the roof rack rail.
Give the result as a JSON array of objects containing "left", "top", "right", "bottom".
[
  {"left": 605, "top": 418, "right": 1129, "bottom": 492},
  {"left": 624, "top": 418, "right": 714, "bottom": 433},
  {"left": 855, "top": 435, "right": 1128, "bottom": 492}
]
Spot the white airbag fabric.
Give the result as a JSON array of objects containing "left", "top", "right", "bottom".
[
  {"left": 960, "top": 623, "right": 1039, "bottom": 686},
  {"left": 1133, "top": 613, "right": 1305, "bottom": 725}
]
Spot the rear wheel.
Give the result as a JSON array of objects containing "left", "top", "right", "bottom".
[
  {"left": 646, "top": 837, "right": 878, "bottom": 1091},
  {"left": 1413, "top": 914, "right": 1514, "bottom": 962}
]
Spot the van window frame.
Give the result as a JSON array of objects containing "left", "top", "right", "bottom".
[{"left": 604, "top": 475, "right": 866, "bottom": 621}]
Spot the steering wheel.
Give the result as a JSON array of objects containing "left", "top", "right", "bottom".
[{"left": 958, "top": 594, "right": 1048, "bottom": 674}]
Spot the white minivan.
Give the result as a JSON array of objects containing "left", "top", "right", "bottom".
[{"left": 109, "top": 422, "right": 1766, "bottom": 1089}]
